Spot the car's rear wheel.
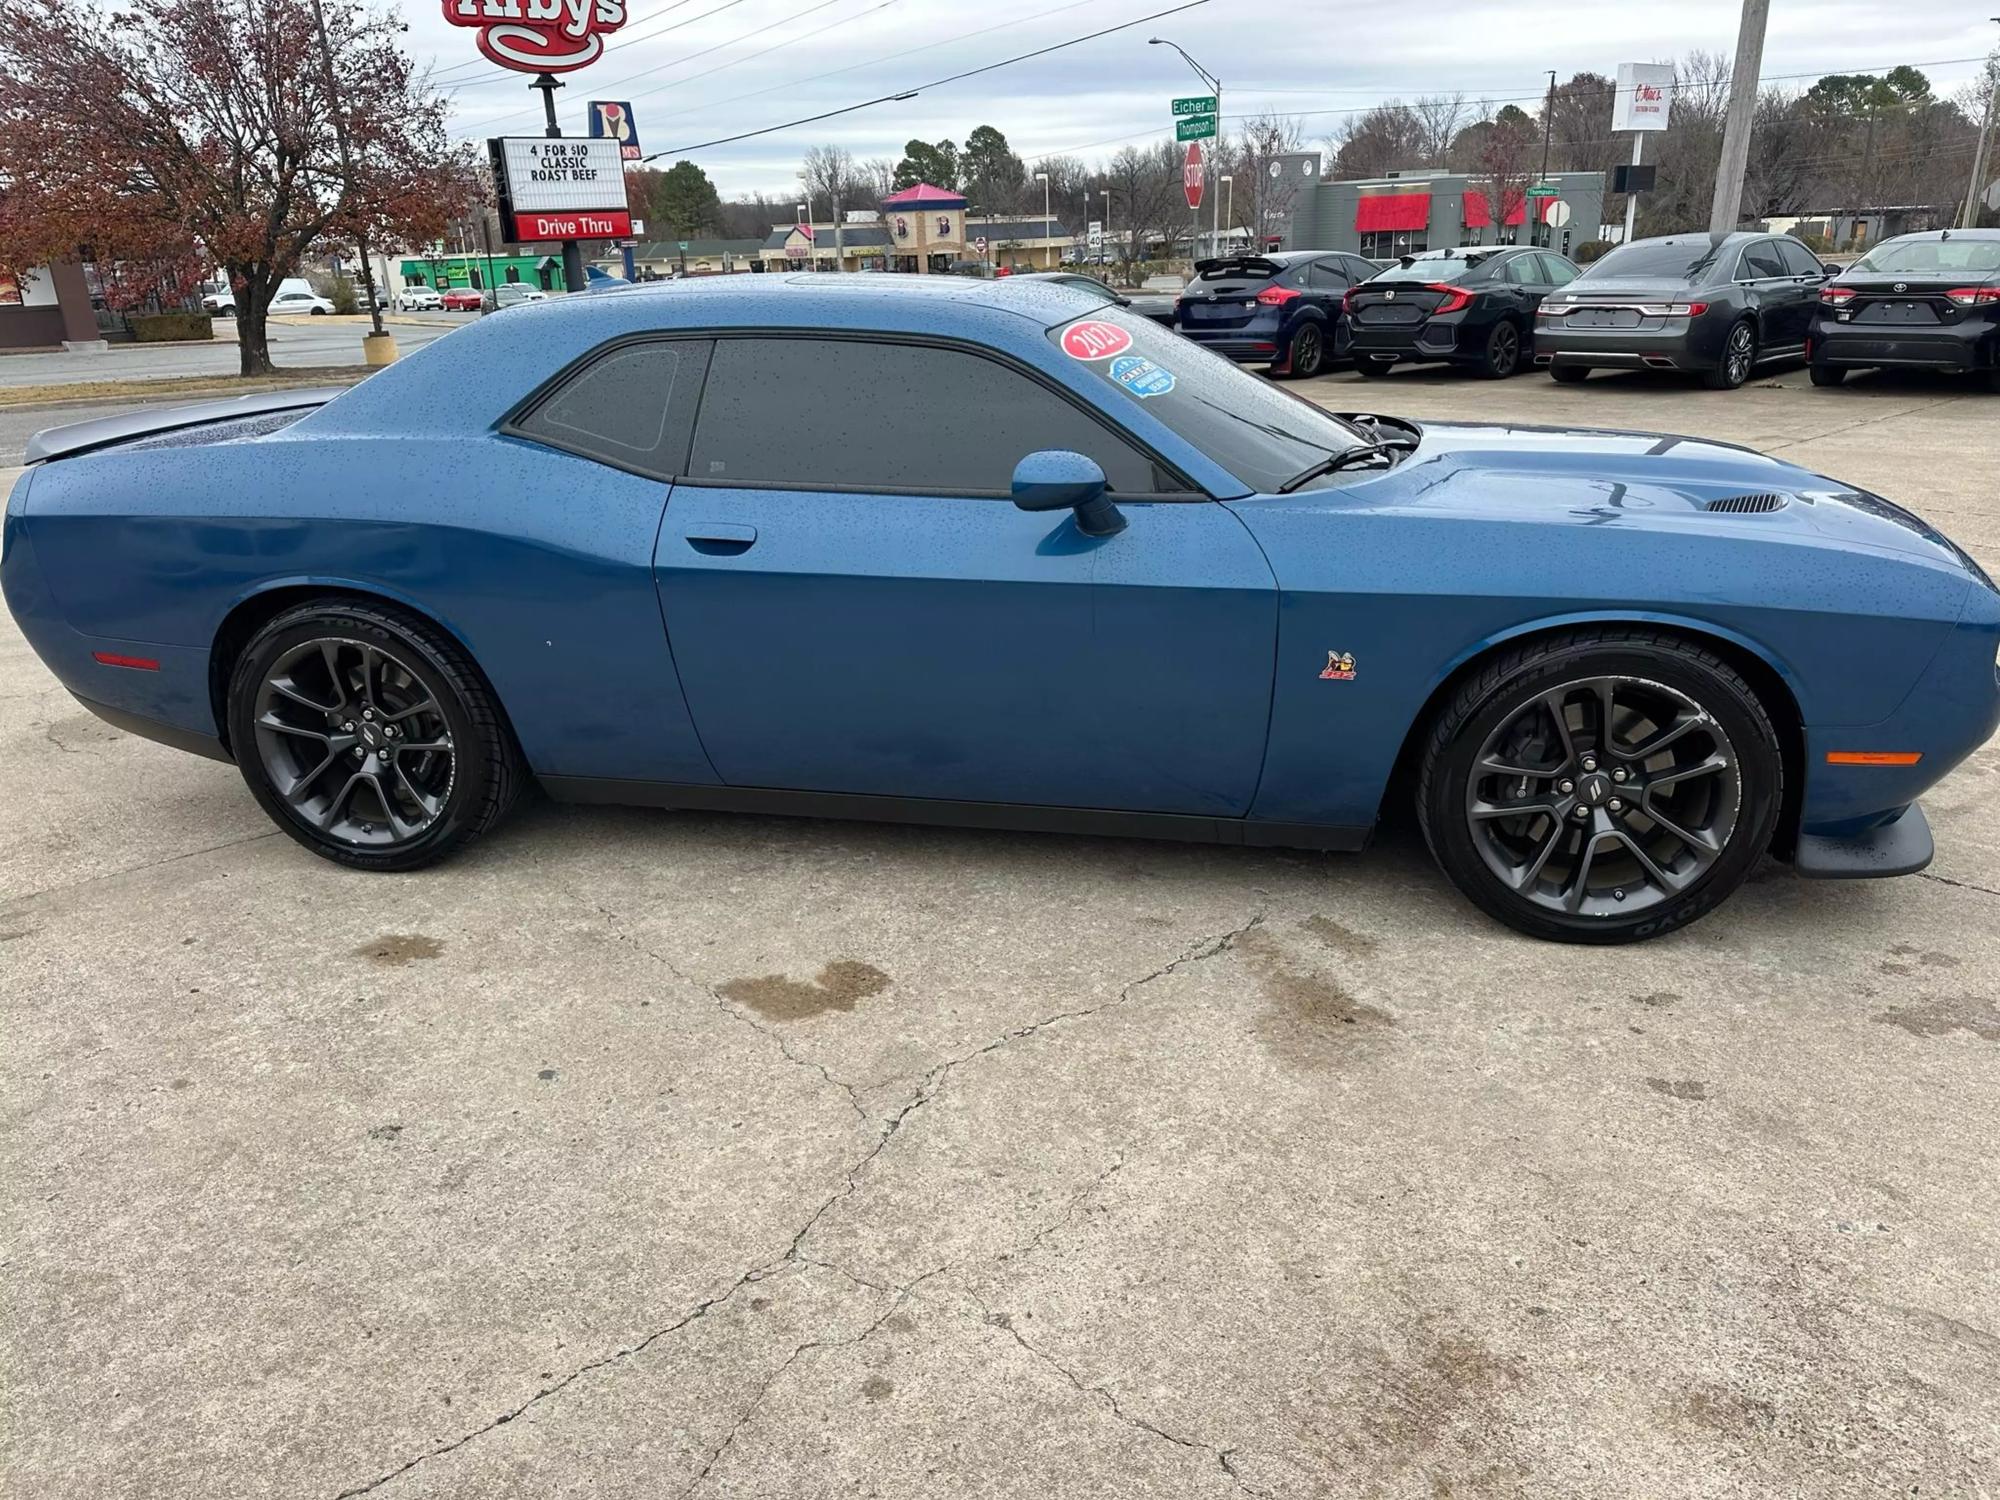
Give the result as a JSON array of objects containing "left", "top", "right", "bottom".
[
  {"left": 1353, "top": 356, "right": 1393, "bottom": 377},
  {"left": 1477, "top": 320, "right": 1522, "bottom": 379},
  {"left": 1417, "top": 629, "right": 1783, "bottom": 943},
  {"left": 1809, "top": 363, "right": 1847, "bottom": 387},
  {"left": 310, "top": 306, "right": 326, "bottom": 316},
  {"left": 1548, "top": 363, "right": 1588, "bottom": 383},
  {"left": 1704, "top": 320, "right": 1756, "bottom": 389},
  {"left": 227, "top": 600, "right": 524, "bottom": 871},
  {"left": 1986, "top": 368, "right": 2000, "bottom": 393},
  {"left": 1279, "top": 322, "right": 1325, "bottom": 379}
]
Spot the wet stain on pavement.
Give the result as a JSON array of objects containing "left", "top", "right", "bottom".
[
  {"left": 368, "top": 1124, "right": 404, "bottom": 1142},
  {"left": 355, "top": 934, "right": 444, "bottom": 966},
  {"left": 1874, "top": 997, "right": 2000, "bottom": 1042},
  {"left": 1302, "top": 914, "right": 1380, "bottom": 958},
  {"left": 862, "top": 1375, "right": 895, "bottom": 1402},
  {"left": 1242, "top": 929, "right": 1393, "bottom": 1070},
  {"left": 720, "top": 959, "right": 890, "bottom": 1021},
  {"left": 1878, "top": 943, "right": 1962, "bottom": 976},
  {"left": 1335, "top": 1328, "right": 1527, "bottom": 1464},
  {"left": 1673, "top": 1385, "right": 1778, "bottom": 1436},
  {"left": 1633, "top": 991, "right": 1680, "bottom": 1009},
  {"left": 1646, "top": 1078, "right": 1711, "bottom": 1101}
]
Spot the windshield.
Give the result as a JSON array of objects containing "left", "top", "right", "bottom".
[
  {"left": 1371, "top": 256, "right": 1484, "bottom": 282},
  {"left": 1046, "top": 311, "right": 1368, "bottom": 493},
  {"left": 1851, "top": 238, "right": 2000, "bottom": 275},
  {"left": 1581, "top": 240, "right": 1725, "bottom": 282}
]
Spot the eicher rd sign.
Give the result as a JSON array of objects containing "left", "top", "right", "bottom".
[
  {"left": 445, "top": 0, "right": 628, "bottom": 74},
  {"left": 490, "top": 137, "right": 633, "bottom": 242}
]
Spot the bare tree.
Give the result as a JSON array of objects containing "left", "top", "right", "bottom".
[
  {"left": 1224, "top": 113, "right": 1308, "bottom": 249},
  {"left": 1409, "top": 93, "right": 1468, "bottom": 167},
  {"left": 1330, "top": 100, "right": 1426, "bottom": 178},
  {"left": 799, "top": 144, "right": 862, "bottom": 219}
]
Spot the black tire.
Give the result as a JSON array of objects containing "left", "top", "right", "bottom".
[
  {"left": 1704, "top": 320, "right": 1756, "bottom": 389},
  {"left": 1986, "top": 368, "right": 2000, "bottom": 394},
  {"left": 1279, "top": 321, "right": 1326, "bottom": 379},
  {"left": 1477, "top": 319, "right": 1523, "bottom": 379},
  {"left": 310, "top": 306, "right": 327, "bottom": 315},
  {"left": 1353, "top": 356, "right": 1394, "bottom": 377},
  {"left": 1809, "top": 363, "right": 1847, "bottom": 387},
  {"left": 1548, "top": 363, "right": 1588, "bottom": 384},
  {"left": 1416, "top": 628, "right": 1784, "bottom": 944},
  {"left": 227, "top": 599, "right": 524, "bottom": 872}
]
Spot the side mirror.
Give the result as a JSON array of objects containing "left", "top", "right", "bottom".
[
  {"left": 1012, "top": 450, "right": 1124, "bottom": 537},
  {"left": 1821, "top": 262, "right": 1841, "bottom": 277},
  {"left": 1113, "top": 293, "right": 1133, "bottom": 307}
]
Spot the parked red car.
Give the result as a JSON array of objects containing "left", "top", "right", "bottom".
[{"left": 439, "top": 288, "right": 483, "bottom": 311}]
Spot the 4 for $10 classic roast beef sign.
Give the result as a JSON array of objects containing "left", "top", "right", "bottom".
[{"left": 444, "top": 0, "right": 627, "bottom": 73}]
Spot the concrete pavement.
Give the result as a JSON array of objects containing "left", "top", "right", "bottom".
[{"left": 3, "top": 364, "right": 1998, "bottom": 1499}]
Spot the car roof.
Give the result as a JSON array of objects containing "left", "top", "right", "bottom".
[
  {"left": 1870, "top": 228, "right": 2000, "bottom": 243},
  {"left": 1620, "top": 231, "right": 1765, "bottom": 248}
]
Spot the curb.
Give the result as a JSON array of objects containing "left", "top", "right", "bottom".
[{"left": 0, "top": 370, "right": 370, "bottom": 413}]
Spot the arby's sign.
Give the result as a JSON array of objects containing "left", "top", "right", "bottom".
[{"left": 444, "top": 0, "right": 629, "bottom": 74}]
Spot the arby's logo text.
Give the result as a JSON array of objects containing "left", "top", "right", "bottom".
[
  {"left": 1059, "top": 320, "right": 1134, "bottom": 361},
  {"left": 444, "top": 0, "right": 628, "bottom": 74}
]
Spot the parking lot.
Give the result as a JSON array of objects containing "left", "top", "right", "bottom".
[{"left": 4, "top": 364, "right": 1997, "bottom": 1497}]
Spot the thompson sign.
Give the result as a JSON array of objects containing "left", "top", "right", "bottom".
[
  {"left": 444, "top": 0, "right": 629, "bottom": 74},
  {"left": 490, "top": 137, "right": 632, "bottom": 242}
]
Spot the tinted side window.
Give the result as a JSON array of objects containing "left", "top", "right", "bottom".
[
  {"left": 1343, "top": 256, "right": 1379, "bottom": 282},
  {"left": 1742, "top": 242, "right": 1788, "bottom": 279},
  {"left": 1499, "top": 256, "right": 1539, "bottom": 285},
  {"left": 1537, "top": 254, "right": 1579, "bottom": 285},
  {"left": 1309, "top": 259, "right": 1351, "bottom": 288},
  {"left": 690, "top": 338, "right": 1173, "bottom": 496},
  {"left": 1776, "top": 238, "right": 1823, "bottom": 276},
  {"left": 513, "top": 338, "right": 711, "bottom": 479}
]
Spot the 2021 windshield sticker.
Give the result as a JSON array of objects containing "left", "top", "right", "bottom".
[
  {"left": 1107, "top": 354, "right": 1176, "bottom": 398},
  {"left": 1059, "top": 320, "right": 1134, "bottom": 361}
]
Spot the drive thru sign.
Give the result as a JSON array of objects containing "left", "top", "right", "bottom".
[{"left": 1183, "top": 142, "right": 1204, "bottom": 210}]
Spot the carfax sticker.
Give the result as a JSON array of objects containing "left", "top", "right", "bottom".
[
  {"left": 1059, "top": 320, "right": 1134, "bottom": 361},
  {"left": 1107, "top": 354, "right": 1176, "bottom": 398}
]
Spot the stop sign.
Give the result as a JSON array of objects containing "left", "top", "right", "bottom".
[{"left": 1183, "top": 142, "right": 1204, "bottom": 210}]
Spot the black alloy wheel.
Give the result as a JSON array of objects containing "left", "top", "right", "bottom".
[
  {"left": 228, "top": 600, "right": 524, "bottom": 871},
  {"left": 1419, "top": 630, "right": 1782, "bottom": 943},
  {"left": 1478, "top": 320, "right": 1521, "bottom": 379},
  {"left": 1705, "top": 320, "right": 1756, "bottom": 389},
  {"left": 1282, "top": 322, "right": 1325, "bottom": 379}
]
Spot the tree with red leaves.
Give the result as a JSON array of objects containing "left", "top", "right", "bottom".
[{"left": 0, "top": 0, "right": 474, "bottom": 374}]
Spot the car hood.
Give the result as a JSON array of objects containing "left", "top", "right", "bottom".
[{"left": 1320, "top": 420, "right": 1980, "bottom": 576}]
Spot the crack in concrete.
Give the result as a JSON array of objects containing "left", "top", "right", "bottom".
[
  {"left": 968, "top": 1300, "right": 1269, "bottom": 1497},
  {"left": 1918, "top": 870, "right": 2000, "bottom": 901},
  {"left": 588, "top": 898, "right": 870, "bottom": 1127},
  {"left": 1759, "top": 393, "right": 1973, "bottom": 456},
  {"left": 327, "top": 912, "right": 1260, "bottom": 1498},
  {"left": 1, "top": 828, "right": 280, "bottom": 911}
]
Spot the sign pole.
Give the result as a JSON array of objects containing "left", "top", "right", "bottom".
[
  {"left": 533, "top": 73, "right": 587, "bottom": 295},
  {"left": 1623, "top": 134, "right": 1643, "bottom": 244}
]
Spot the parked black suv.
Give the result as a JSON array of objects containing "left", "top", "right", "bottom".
[
  {"left": 1809, "top": 229, "right": 2000, "bottom": 390},
  {"left": 1174, "top": 250, "right": 1379, "bottom": 378},
  {"left": 1534, "top": 232, "right": 1829, "bottom": 389},
  {"left": 1345, "top": 245, "right": 1579, "bottom": 378}
]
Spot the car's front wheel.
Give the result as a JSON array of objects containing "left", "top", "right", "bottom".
[
  {"left": 1417, "top": 629, "right": 1783, "bottom": 943},
  {"left": 227, "top": 600, "right": 524, "bottom": 871}
]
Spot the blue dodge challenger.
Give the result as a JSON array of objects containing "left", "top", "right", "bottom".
[{"left": 5, "top": 277, "right": 1997, "bottom": 942}]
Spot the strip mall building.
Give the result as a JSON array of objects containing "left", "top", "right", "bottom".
[{"left": 1287, "top": 171, "right": 1606, "bottom": 259}]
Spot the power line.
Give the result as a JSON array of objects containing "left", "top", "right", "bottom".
[
  {"left": 641, "top": 0, "right": 1211, "bottom": 158},
  {"left": 444, "top": 0, "right": 756, "bottom": 91}
]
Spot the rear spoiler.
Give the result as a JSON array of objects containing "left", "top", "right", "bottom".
[{"left": 24, "top": 386, "right": 348, "bottom": 465}]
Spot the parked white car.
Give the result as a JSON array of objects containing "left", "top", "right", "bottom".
[
  {"left": 395, "top": 287, "right": 443, "bottom": 312},
  {"left": 484, "top": 282, "right": 549, "bottom": 311},
  {"left": 269, "top": 287, "right": 335, "bottom": 316}
]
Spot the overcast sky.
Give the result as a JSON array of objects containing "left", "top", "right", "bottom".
[{"left": 423, "top": 0, "right": 2000, "bottom": 202}]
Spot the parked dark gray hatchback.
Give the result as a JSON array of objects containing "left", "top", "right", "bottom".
[{"left": 1534, "top": 232, "right": 1831, "bottom": 389}]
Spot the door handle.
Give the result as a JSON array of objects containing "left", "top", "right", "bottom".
[{"left": 682, "top": 523, "right": 757, "bottom": 556}]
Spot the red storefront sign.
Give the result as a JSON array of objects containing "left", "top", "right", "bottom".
[
  {"left": 512, "top": 209, "right": 633, "bottom": 241},
  {"left": 1461, "top": 188, "right": 1526, "bottom": 229},
  {"left": 443, "top": 0, "right": 629, "bottom": 74}
]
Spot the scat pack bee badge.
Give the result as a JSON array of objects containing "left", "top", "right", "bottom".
[{"left": 1318, "top": 650, "right": 1357, "bottom": 682}]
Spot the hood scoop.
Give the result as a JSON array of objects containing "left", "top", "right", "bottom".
[{"left": 1705, "top": 492, "right": 1789, "bottom": 514}]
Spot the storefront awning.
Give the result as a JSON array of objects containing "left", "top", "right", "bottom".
[
  {"left": 1462, "top": 189, "right": 1527, "bottom": 228},
  {"left": 1354, "top": 193, "right": 1431, "bottom": 233}
]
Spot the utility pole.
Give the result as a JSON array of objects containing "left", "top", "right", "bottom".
[
  {"left": 304, "top": 0, "right": 391, "bottom": 358},
  {"left": 1537, "top": 71, "right": 1556, "bottom": 248},
  {"left": 1708, "top": 0, "right": 1770, "bottom": 234},
  {"left": 1964, "top": 21, "right": 2000, "bottom": 229}
]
